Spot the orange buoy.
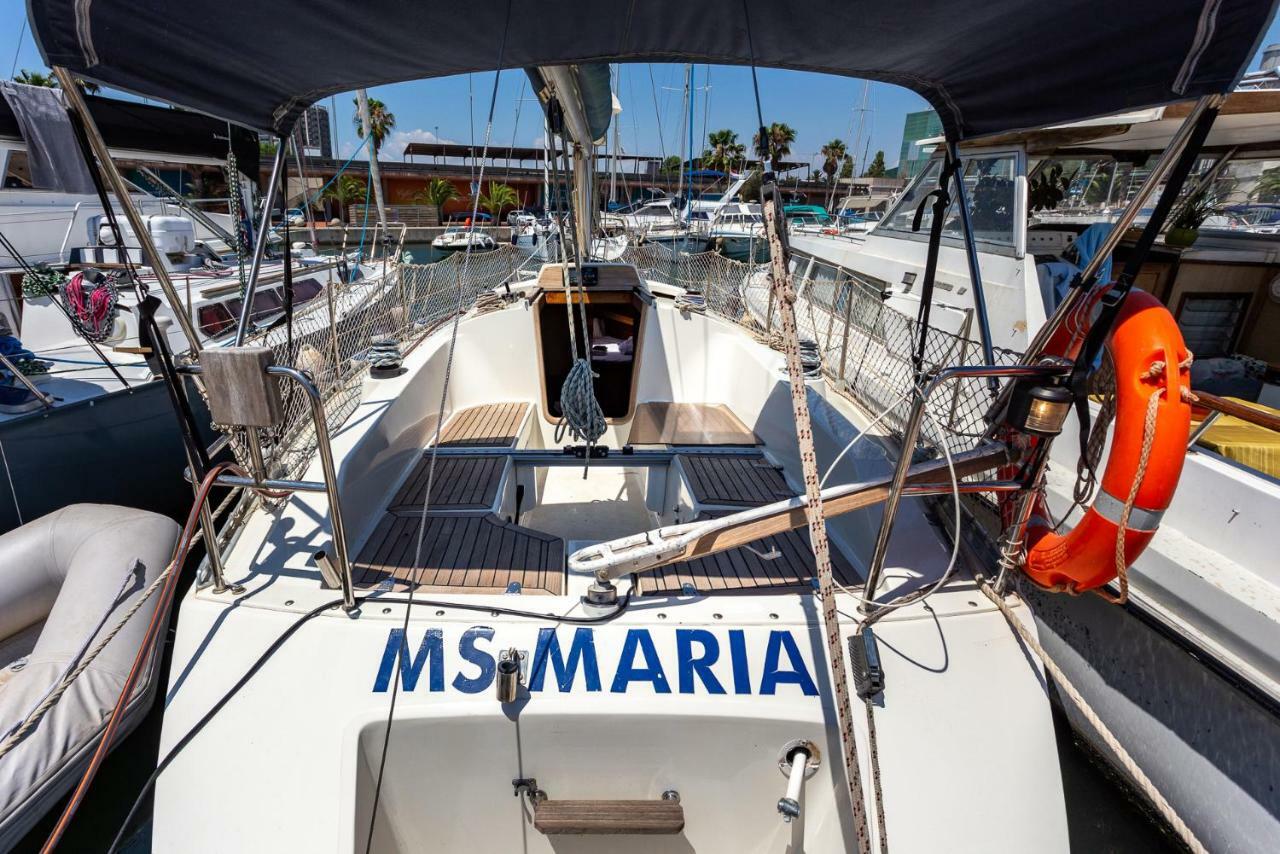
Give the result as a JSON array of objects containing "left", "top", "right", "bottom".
[{"left": 1023, "top": 290, "right": 1191, "bottom": 592}]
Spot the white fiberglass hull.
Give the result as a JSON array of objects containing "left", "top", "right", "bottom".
[{"left": 152, "top": 289, "right": 1069, "bottom": 853}]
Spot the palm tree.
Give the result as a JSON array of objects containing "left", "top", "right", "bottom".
[
  {"left": 412, "top": 178, "right": 460, "bottom": 225},
  {"left": 322, "top": 175, "right": 368, "bottom": 223},
  {"left": 13, "top": 69, "right": 99, "bottom": 94},
  {"left": 479, "top": 182, "right": 519, "bottom": 219},
  {"left": 752, "top": 122, "right": 797, "bottom": 166},
  {"left": 14, "top": 69, "right": 57, "bottom": 87},
  {"left": 351, "top": 97, "right": 397, "bottom": 155},
  {"left": 820, "top": 138, "right": 848, "bottom": 210},
  {"left": 1252, "top": 166, "right": 1280, "bottom": 203},
  {"left": 705, "top": 129, "right": 746, "bottom": 175}
]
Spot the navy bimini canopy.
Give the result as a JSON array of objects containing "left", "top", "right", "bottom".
[{"left": 28, "top": 0, "right": 1279, "bottom": 140}]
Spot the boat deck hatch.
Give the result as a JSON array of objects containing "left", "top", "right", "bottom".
[{"left": 537, "top": 290, "right": 642, "bottom": 420}]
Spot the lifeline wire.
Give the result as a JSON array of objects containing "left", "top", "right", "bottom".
[{"left": 362, "top": 7, "right": 512, "bottom": 852}]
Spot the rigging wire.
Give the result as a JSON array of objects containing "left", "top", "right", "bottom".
[
  {"left": 8, "top": 18, "right": 27, "bottom": 79},
  {"left": 107, "top": 590, "right": 631, "bottom": 854},
  {"left": 647, "top": 64, "right": 668, "bottom": 169},
  {"left": 363, "top": 10, "right": 511, "bottom": 851}
]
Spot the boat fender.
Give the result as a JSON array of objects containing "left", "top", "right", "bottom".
[{"left": 1023, "top": 290, "right": 1191, "bottom": 592}]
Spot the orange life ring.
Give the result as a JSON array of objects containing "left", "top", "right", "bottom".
[{"left": 1022, "top": 290, "right": 1191, "bottom": 592}]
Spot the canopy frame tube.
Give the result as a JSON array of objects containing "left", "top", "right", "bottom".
[
  {"left": 52, "top": 66, "right": 203, "bottom": 354},
  {"left": 234, "top": 141, "right": 288, "bottom": 346},
  {"left": 945, "top": 138, "right": 996, "bottom": 382}
]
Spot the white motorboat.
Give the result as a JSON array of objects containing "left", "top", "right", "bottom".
[
  {"left": 17, "top": 2, "right": 1277, "bottom": 853},
  {"left": 432, "top": 227, "right": 496, "bottom": 252},
  {"left": 786, "top": 90, "right": 1280, "bottom": 852}
]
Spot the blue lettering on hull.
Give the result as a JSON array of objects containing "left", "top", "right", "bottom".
[{"left": 373, "top": 627, "right": 819, "bottom": 697}]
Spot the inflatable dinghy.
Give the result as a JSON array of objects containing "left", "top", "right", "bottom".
[{"left": 0, "top": 504, "right": 179, "bottom": 849}]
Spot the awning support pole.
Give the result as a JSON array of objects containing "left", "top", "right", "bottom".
[
  {"left": 945, "top": 139, "right": 996, "bottom": 389},
  {"left": 52, "top": 66, "right": 203, "bottom": 354},
  {"left": 234, "top": 142, "right": 288, "bottom": 347},
  {"left": 1021, "top": 94, "right": 1222, "bottom": 365}
]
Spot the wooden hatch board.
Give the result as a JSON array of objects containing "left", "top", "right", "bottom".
[
  {"left": 681, "top": 453, "right": 794, "bottom": 507},
  {"left": 627, "top": 402, "right": 758, "bottom": 446},
  {"left": 434, "top": 402, "right": 530, "bottom": 448},
  {"left": 389, "top": 455, "right": 506, "bottom": 512},
  {"left": 354, "top": 512, "right": 565, "bottom": 595}
]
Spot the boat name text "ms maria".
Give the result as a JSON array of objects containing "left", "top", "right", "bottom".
[{"left": 373, "top": 626, "right": 821, "bottom": 696}]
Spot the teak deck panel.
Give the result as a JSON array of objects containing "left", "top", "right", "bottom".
[
  {"left": 627, "top": 402, "right": 758, "bottom": 446},
  {"left": 389, "top": 455, "right": 506, "bottom": 512},
  {"left": 681, "top": 453, "right": 794, "bottom": 507},
  {"left": 354, "top": 513, "right": 565, "bottom": 594},
  {"left": 434, "top": 402, "right": 529, "bottom": 448},
  {"left": 638, "top": 522, "right": 859, "bottom": 596}
]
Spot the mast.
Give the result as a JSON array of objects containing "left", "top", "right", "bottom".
[
  {"left": 687, "top": 64, "right": 695, "bottom": 219},
  {"left": 845, "top": 80, "right": 871, "bottom": 211},
  {"left": 356, "top": 88, "right": 388, "bottom": 228},
  {"left": 674, "top": 64, "right": 689, "bottom": 209},
  {"left": 609, "top": 67, "right": 620, "bottom": 206}
]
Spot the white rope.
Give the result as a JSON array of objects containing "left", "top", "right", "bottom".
[
  {"left": 977, "top": 575, "right": 1208, "bottom": 854},
  {"left": 761, "top": 185, "right": 875, "bottom": 854},
  {"left": 0, "top": 564, "right": 138, "bottom": 744},
  {"left": 0, "top": 558, "right": 176, "bottom": 760}
]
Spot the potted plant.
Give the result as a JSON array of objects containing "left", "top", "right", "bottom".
[{"left": 1166, "top": 187, "right": 1218, "bottom": 248}]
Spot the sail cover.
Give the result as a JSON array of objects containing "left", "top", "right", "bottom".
[{"left": 28, "top": 0, "right": 1279, "bottom": 139}]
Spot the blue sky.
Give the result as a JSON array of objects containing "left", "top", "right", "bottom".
[{"left": 6, "top": 2, "right": 1280, "bottom": 173}]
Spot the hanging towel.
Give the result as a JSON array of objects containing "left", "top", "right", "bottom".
[
  {"left": 0, "top": 82, "right": 96, "bottom": 194},
  {"left": 1073, "top": 222, "right": 1114, "bottom": 286}
]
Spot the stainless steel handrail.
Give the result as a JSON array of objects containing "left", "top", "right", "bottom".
[
  {"left": 179, "top": 363, "right": 356, "bottom": 610},
  {"left": 0, "top": 352, "right": 56, "bottom": 409},
  {"left": 861, "top": 362, "right": 1071, "bottom": 613}
]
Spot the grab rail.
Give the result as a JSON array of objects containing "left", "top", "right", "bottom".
[
  {"left": 178, "top": 363, "right": 355, "bottom": 610},
  {"left": 1192, "top": 389, "right": 1280, "bottom": 434},
  {"left": 0, "top": 352, "right": 56, "bottom": 409}
]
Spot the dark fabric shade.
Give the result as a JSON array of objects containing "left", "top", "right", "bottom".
[
  {"left": 29, "top": 0, "right": 1279, "bottom": 139},
  {"left": 0, "top": 90, "right": 259, "bottom": 174}
]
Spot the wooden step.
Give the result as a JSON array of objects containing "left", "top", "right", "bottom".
[{"left": 533, "top": 798, "right": 685, "bottom": 835}]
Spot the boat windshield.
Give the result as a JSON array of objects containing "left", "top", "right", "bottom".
[
  {"left": 879, "top": 153, "right": 1018, "bottom": 247},
  {"left": 1026, "top": 152, "right": 1280, "bottom": 235}
]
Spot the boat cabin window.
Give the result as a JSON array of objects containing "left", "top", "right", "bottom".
[
  {"left": 3, "top": 151, "right": 33, "bottom": 189},
  {"left": 198, "top": 302, "right": 236, "bottom": 337},
  {"left": 880, "top": 153, "right": 1018, "bottom": 248},
  {"left": 290, "top": 277, "right": 323, "bottom": 304}
]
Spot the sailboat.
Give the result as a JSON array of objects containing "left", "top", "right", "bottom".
[{"left": 12, "top": 1, "right": 1278, "bottom": 851}]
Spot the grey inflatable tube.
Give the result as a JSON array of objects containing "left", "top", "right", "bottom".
[{"left": 0, "top": 504, "right": 180, "bottom": 850}]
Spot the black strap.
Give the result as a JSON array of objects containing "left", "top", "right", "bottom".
[{"left": 910, "top": 155, "right": 958, "bottom": 378}]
